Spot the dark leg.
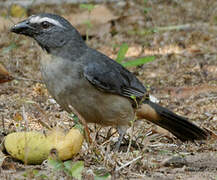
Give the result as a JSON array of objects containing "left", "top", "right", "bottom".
[{"left": 115, "top": 126, "right": 127, "bottom": 151}]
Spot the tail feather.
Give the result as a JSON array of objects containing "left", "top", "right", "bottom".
[{"left": 137, "top": 100, "right": 208, "bottom": 141}]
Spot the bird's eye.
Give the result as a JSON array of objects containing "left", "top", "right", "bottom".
[{"left": 41, "top": 21, "right": 50, "bottom": 29}]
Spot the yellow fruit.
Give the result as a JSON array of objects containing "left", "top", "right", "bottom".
[
  {"left": 54, "top": 128, "right": 84, "bottom": 160},
  {"left": 4, "top": 131, "right": 51, "bottom": 164},
  {"left": 4, "top": 128, "right": 84, "bottom": 164}
]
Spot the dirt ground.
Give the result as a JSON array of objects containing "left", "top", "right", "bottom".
[{"left": 0, "top": 0, "right": 217, "bottom": 179}]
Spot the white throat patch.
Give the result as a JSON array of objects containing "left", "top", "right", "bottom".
[{"left": 29, "top": 16, "right": 64, "bottom": 28}]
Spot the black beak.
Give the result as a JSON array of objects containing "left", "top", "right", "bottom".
[{"left": 10, "top": 20, "right": 35, "bottom": 36}]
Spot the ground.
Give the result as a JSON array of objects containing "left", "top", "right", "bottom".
[{"left": 0, "top": 0, "right": 217, "bottom": 179}]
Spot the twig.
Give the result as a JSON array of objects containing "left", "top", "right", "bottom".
[
  {"left": 99, "top": 138, "right": 113, "bottom": 147},
  {"left": 14, "top": 76, "right": 42, "bottom": 83},
  {"left": 194, "top": 96, "right": 217, "bottom": 104},
  {"left": 1, "top": 115, "right": 5, "bottom": 131},
  {"left": 115, "top": 155, "right": 143, "bottom": 172},
  {"left": 22, "top": 105, "right": 29, "bottom": 166},
  {"left": 33, "top": 103, "right": 52, "bottom": 130},
  {"left": 155, "top": 24, "right": 191, "bottom": 31},
  {"left": 148, "top": 143, "right": 177, "bottom": 148},
  {"left": 22, "top": 105, "right": 28, "bottom": 131}
]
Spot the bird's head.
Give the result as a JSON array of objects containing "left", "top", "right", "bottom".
[{"left": 11, "top": 13, "right": 85, "bottom": 54}]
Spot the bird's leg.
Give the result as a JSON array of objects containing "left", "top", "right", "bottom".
[{"left": 115, "top": 126, "right": 127, "bottom": 151}]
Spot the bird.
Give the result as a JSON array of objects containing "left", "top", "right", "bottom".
[{"left": 10, "top": 13, "right": 208, "bottom": 149}]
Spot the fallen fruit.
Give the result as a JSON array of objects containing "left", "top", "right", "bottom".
[{"left": 4, "top": 127, "right": 84, "bottom": 164}]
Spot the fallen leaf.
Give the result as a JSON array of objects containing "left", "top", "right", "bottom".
[
  {"left": 0, "top": 63, "right": 14, "bottom": 83},
  {"left": 13, "top": 112, "right": 23, "bottom": 122},
  {"left": 65, "top": 5, "right": 119, "bottom": 36},
  {"left": 151, "top": 126, "right": 174, "bottom": 139},
  {"left": 204, "top": 128, "right": 217, "bottom": 141},
  {"left": 67, "top": 5, "right": 118, "bottom": 26},
  {"left": 1, "top": 157, "right": 16, "bottom": 170}
]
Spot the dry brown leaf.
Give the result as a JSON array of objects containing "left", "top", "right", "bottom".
[
  {"left": 65, "top": 5, "right": 119, "bottom": 36},
  {"left": 188, "top": 45, "right": 201, "bottom": 54},
  {"left": 66, "top": 5, "right": 118, "bottom": 26},
  {"left": 0, "top": 63, "right": 14, "bottom": 83},
  {"left": 13, "top": 112, "right": 23, "bottom": 122},
  {"left": 204, "top": 128, "right": 217, "bottom": 141},
  {"left": 1, "top": 157, "right": 16, "bottom": 170},
  {"left": 151, "top": 126, "right": 174, "bottom": 139}
]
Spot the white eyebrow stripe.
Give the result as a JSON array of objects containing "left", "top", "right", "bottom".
[{"left": 29, "top": 16, "right": 64, "bottom": 28}]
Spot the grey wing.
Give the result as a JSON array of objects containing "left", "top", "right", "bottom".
[{"left": 83, "top": 60, "right": 147, "bottom": 99}]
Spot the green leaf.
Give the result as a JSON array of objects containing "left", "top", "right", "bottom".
[
  {"left": 130, "top": 95, "right": 136, "bottom": 100},
  {"left": 79, "top": 4, "right": 95, "bottom": 12},
  {"left": 83, "top": 20, "right": 93, "bottom": 29},
  {"left": 2, "top": 42, "right": 17, "bottom": 53},
  {"left": 22, "top": 172, "right": 27, "bottom": 177},
  {"left": 64, "top": 161, "right": 84, "bottom": 180},
  {"left": 63, "top": 160, "right": 72, "bottom": 170},
  {"left": 62, "top": 161, "right": 73, "bottom": 176},
  {"left": 72, "top": 115, "right": 79, "bottom": 123},
  {"left": 37, "top": 174, "right": 48, "bottom": 179},
  {"left": 32, "top": 169, "right": 39, "bottom": 176},
  {"left": 94, "top": 173, "right": 111, "bottom": 180},
  {"left": 116, "top": 43, "right": 128, "bottom": 63},
  {"left": 144, "top": 8, "right": 151, "bottom": 14},
  {"left": 48, "top": 159, "right": 64, "bottom": 171},
  {"left": 122, "top": 56, "right": 155, "bottom": 67}
]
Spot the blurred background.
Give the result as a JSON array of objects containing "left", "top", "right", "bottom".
[{"left": 0, "top": 0, "right": 217, "bottom": 179}]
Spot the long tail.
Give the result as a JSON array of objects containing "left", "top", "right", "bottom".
[{"left": 136, "top": 100, "right": 208, "bottom": 141}]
